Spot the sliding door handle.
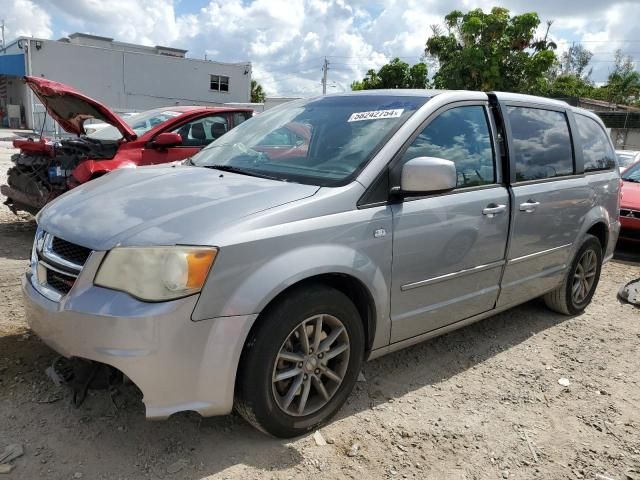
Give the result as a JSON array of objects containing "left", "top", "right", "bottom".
[
  {"left": 519, "top": 201, "right": 540, "bottom": 212},
  {"left": 482, "top": 204, "right": 507, "bottom": 216}
]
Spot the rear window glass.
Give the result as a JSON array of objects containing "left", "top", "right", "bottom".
[
  {"left": 574, "top": 115, "right": 616, "bottom": 172},
  {"left": 507, "top": 107, "right": 574, "bottom": 181},
  {"left": 233, "top": 112, "right": 252, "bottom": 127}
]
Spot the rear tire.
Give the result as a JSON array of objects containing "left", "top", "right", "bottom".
[
  {"left": 543, "top": 234, "right": 602, "bottom": 315},
  {"left": 235, "top": 285, "right": 364, "bottom": 438}
]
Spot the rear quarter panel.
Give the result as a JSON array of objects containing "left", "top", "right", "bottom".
[{"left": 580, "top": 170, "right": 620, "bottom": 260}]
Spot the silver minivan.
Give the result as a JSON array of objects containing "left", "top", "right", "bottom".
[{"left": 23, "top": 90, "right": 620, "bottom": 437}]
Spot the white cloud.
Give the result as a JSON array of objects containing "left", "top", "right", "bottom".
[
  {"left": 0, "top": 0, "right": 52, "bottom": 41},
  {"left": 41, "top": 0, "right": 193, "bottom": 46},
  {"left": 4, "top": 0, "right": 639, "bottom": 96}
]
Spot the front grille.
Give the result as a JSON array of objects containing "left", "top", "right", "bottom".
[
  {"left": 32, "top": 231, "right": 89, "bottom": 298},
  {"left": 46, "top": 269, "right": 76, "bottom": 294},
  {"left": 51, "top": 237, "right": 92, "bottom": 265}
]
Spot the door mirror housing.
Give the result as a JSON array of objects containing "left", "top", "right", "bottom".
[
  {"left": 397, "top": 157, "right": 457, "bottom": 195},
  {"left": 152, "top": 132, "right": 182, "bottom": 148}
]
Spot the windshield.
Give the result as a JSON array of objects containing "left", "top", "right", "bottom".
[
  {"left": 190, "top": 94, "right": 429, "bottom": 186},
  {"left": 87, "top": 108, "right": 183, "bottom": 140},
  {"left": 617, "top": 152, "right": 638, "bottom": 168},
  {"left": 622, "top": 161, "right": 640, "bottom": 181}
]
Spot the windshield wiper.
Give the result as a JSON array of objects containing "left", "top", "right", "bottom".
[
  {"left": 202, "top": 165, "right": 284, "bottom": 181},
  {"left": 623, "top": 178, "right": 639, "bottom": 183}
]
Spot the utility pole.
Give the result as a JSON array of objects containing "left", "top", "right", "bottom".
[
  {"left": 321, "top": 57, "right": 329, "bottom": 95},
  {"left": 1, "top": 20, "right": 5, "bottom": 50}
]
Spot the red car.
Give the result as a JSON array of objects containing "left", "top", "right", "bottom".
[
  {"left": 1, "top": 76, "right": 252, "bottom": 213},
  {"left": 620, "top": 160, "right": 640, "bottom": 241},
  {"left": 254, "top": 122, "right": 311, "bottom": 160}
]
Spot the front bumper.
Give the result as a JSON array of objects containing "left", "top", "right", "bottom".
[
  {"left": 619, "top": 214, "right": 640, "bottom": 241},
  {"left": 22, "top": 272, "right": 256, "bottom": 419}
]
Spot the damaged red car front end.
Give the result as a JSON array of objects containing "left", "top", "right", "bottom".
[{"left": 1, "top": 76, "right": 251, "bottom": 214}]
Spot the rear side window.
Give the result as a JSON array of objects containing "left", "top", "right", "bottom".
[
  {"left": 574, "top": 114, "right": 616, "bottom": 172},
  {"left": 507, "top": 107, "right": 574, "bottom": 181},
  {"left": 401, "top": 105, "right": 495, "bottom": 188},
  {"left": 233, "top": 111, "right": 252, "bottom": 127},
  {"left": 172, "top": 115, "right": 229, "bottom": 146}
]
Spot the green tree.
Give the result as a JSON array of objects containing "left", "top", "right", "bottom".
[
  {"left": 251, "top": 80, "right": 266, "bottom": 103},
  {"left": 546, "top": 74, "right": 594, "bottom": 98},
  {"left": 351, "top": 58, "right": 428, "bottom": 90},
  {"left": 351, "top": 69, "right": 380, "bottom": 90},
  {"left": 545, "top": 44, "right": 594, "bottom": 98},
  {"left": 557, "top": 44, "right": 593, "bottom": 79},
  {"left": 606, "top": 50, "right": 640, "bottom": 104},
  {"left": 425, "top": 7, "right": 557, "bottom": 93}
]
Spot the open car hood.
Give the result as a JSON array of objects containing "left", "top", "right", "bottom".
[{"left": 24, "top": 76, "right": 137, "bottom": 140}]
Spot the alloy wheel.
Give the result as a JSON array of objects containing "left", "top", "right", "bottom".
[
  {"left": 272, "top": 314, "right": 350, "bottom": 417},
  {"left": 572, "top": 248, "right": 598, "bottom": 304}
]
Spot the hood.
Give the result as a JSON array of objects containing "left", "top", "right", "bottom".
[
  {"left": 37, "top": 166, "right": 319, "bottom": 250},
  {"left": 24, "top": 76, "right": 137, "bottom": 140},
  {"left": 621, "top": 180, "right": 640, "bottom": 209}
]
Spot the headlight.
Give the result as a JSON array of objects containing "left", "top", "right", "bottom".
[{"left": 95, "top": 246, "right": 217, "bottom": 301}]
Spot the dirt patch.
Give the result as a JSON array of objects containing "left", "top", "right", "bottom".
[{"left": 1, "top": 147, "right": 639, "bottom": 480}]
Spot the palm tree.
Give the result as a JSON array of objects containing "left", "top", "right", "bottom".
[{"left": 251, "top": 80, "right": 266, "bottom": 103}]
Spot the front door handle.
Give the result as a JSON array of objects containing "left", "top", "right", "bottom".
[
  {"left": 519, "top": 200, "right": 540, "bottom": 212},
  {"left": 482, "top": 204, "right": 507, "bottom": 216}
]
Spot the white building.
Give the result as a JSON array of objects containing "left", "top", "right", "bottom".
[
  {"left": 224, "top": 97, "right": 301, "bottom": 114},
  {"left": 0, "top": 33, "right": 252, "bottom": 130}
]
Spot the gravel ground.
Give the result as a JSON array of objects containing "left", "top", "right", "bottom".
[{"left": 0, "top": 144, "right": 639, "bottom": 480}]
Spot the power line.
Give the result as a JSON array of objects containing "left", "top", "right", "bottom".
[{"left": 563, "top": 39, "right": 640, "bottom": 43}]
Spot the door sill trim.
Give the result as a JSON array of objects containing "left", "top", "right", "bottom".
[{"left": 367, "top": 292, "right": 556, "bottom": 361}]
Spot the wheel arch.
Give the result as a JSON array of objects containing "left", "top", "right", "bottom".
[
  {"left": 573, "top": 206, "right": 613, "bottom": 258},
  {"left": 252, "top": 273, "right": 378, "bottom": 355},
  {"left": 585, "top": 221, "right": 608, "bottom": 252}
]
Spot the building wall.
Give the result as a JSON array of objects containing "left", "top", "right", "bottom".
[
  {"left": 19, "top": 38, "right": 250, "bottom": 129},
  {"left": 3, "top": 76, "right": 25, "bottom": 105},
  {"left": 611, "top": 128, "right": 640, "bottom": 150},
  {"left": 264, "top": 97, "right": 300, "bottom": 110}
]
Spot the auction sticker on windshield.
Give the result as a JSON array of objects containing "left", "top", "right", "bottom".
[{"left": 348, "top": 109, "right": 404, "bottom": 122}]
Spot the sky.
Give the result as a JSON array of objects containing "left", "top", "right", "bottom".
[{"left": 1, "top": 0, "right": 639, "bottom": 98}]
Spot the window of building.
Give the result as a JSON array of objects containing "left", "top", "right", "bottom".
[
  {"left": 574, "top": 114, "right": 616, "bottom": 172},
  {"left": 210, "top": 75, "right": 230, "bottom": 92},
  {"left": 400, "top": 105, "right": 495, "bottom": 188},
  {"left": 507, "top": 107, "right": 574, "bottom": 181}
]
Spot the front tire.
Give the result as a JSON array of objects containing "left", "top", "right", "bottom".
[
  {"left": 543, "top": 234, "right": 603, "bottom": 315},
  {"left": 235, "top": 285, "right": 365, "bottom": 438}
]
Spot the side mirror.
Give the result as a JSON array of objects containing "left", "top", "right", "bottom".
[
  {"left": 152, "top": 132, "right": 182, "bottom": 148},
  {"left": 398, "top": 157, "right": 457, "bottom": 195}
]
